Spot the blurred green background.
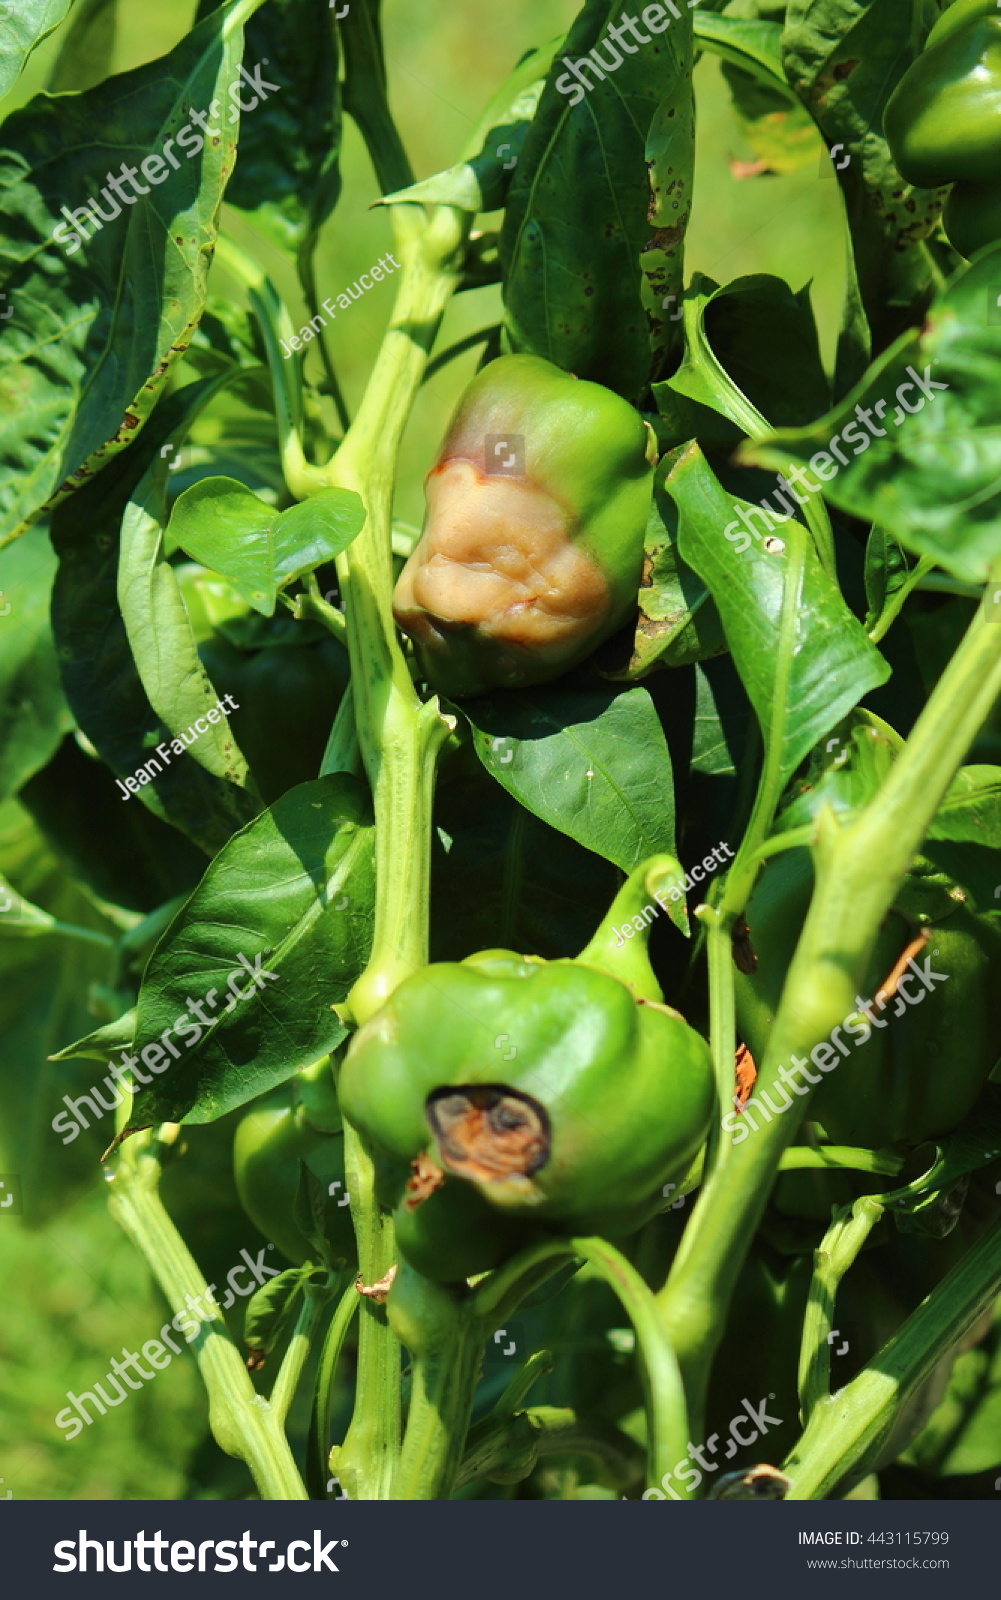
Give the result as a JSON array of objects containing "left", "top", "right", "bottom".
[{"left": 1, "top": 0, "right": 846, "bottom": 1500}]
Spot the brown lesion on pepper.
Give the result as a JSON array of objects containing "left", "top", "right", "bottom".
[
  {"left": 734, "top": 1042, "right": 757, "bottom": 1113},
  {"left": 426, "top": 1085, "right": 550, "bottom": 1185},
  {"left": 404, "top": 1151, "right": 445, "bottom": 1211},
  {"left": 393, "top": 461, "right": 613, "bottom": 665},
  {"left": 246, "top": 1348, "right": 267, "bottom": 1373},
  {"left": 355, "top": 1264, "right": 397, "bottom": 1303},
  {"left": 709, "top": 1463, "right": 789, "bottom": 1501}
]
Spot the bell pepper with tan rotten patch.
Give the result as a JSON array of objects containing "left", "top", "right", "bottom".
[{"left": 392, "top": 354, "right": 654, "bottom": 698}]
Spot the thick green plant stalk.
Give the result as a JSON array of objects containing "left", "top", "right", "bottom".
[
  {"left": 386, "top": 1269, "right": 486, "bottom": 1501},
  {"left": 319, "top": 197, "right": 468, "bottom": 1025},
  {"left": 659, "top": 588, "right": 1001, "bottom": 1441},
  {"left": 331, "top": 1124, "right": 400, "bottom": 1499},
  {"left": 797, "top": 1196, "right": 884, "bottom": 1420},
  {"left": 307, "top": 195, "right": 468, "bottom": 1494},
  {"left": 784, "top": 1217, "right": 1001, "bottom": 1499},
  {"left": 107, "top": 1125, "right": 307, "bottom": 1500}
]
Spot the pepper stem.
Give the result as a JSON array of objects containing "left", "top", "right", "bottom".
[
  {"left": 332, "top": 1124, "right": 401, "bottom": 1499},
  {"left": 576, "top": 854, "right": 687, "bottom": 1001},
  {"left": 472, "top": 1235, "right": 689, "bottom": 1498},
  {"left": 784, "top": 1217, "right": 1001, "bottom": 1499},
  {"left": 797, "top": 1195, "right": 884, "bottom": 1421},
  {"left": 106, "top": 1124, "right": 307, "bottom": 1500},
  {"left": 390, "top": 1320, "right": 485, "bottom": 1500}
]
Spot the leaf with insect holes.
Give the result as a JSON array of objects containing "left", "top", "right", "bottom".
[{"left": 167, "top": 477, "right": 366, "bottom": 616}]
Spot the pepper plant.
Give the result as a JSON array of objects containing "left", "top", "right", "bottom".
[{"left": 3, "top": 0, "right": 1001, "bottom": 1504}]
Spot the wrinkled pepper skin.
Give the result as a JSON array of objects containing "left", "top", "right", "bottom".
[
  {"left": 884, "top": 8, "right": 1001, "bottom": 257},
  {"left": 338, "top": 949, "right": 713, "bottom": 1281},
  {"left": 392, "top": 355, "right": 653, "bottom": 698},
  {"left": 233, "top": 1086, "right": 355, "bottom": 1267}
]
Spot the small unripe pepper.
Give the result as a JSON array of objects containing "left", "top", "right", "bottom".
[
  {"left": 233, "top": 1060, "right": 356, "bottom": 1267},
  {"left": 884, "top": 6, "right": 1001, "bottom": 256},
  {"left": 338, "top": 859, "right": 713, "bottom": 1281},
  {"left": 392, "top": 354, "right": 654, "bottom": 698}
]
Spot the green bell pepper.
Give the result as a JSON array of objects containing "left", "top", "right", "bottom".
[
  {"left": 233, "top": 1061, "right": 356, "bottom": 1268},
  {"left": 736, "top": 849, "right": 1001, "bottom": 1149},
  {"left": 733, "top": 719, "right": 1001, "bottom": 1151},
  {"left": 926, "top": 0, "right": 1001, "bottom": 49},
  {"left": 884, "top": 6, "right": 1001, "bottom": 257},
  {"left": 392, "top": 354, "right": 654, "bottom": 698},
  {"left": 338, "top": 860, "right": 713, "bottom": 1281}
]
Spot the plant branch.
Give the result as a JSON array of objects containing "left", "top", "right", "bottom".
[
  {"left": 797, "top": 1196, "right": 884, "bottom": 1421},
  {"left": 106, "top": 1125, "right": 307, "bottom": 1499},
  {"left": 331, "top": 1123, "right": 400, "bottom": 1499},
  {"left": 658, "top": 587, "right": 1001, "bottom": 1431},
  {"left": 784, "top": 1217, "right": 1001, "bottom": 1499},
  {"left": 308, "top": 1278, "right": 360, "bottom": 1499},
  {"left": 213, "top": 235, "right": 325, "bottom": 501},
  {"left": 319, "top": 202, "right": 468, "bottom": 1023},
  {"left": 868, "top": 553, "right": 936, "bottom": 643},
  {"left": 270, "top": 1275, "right": 334, "bottom": 1429},
  {"left": 474, "top": 1236, "right": 687, "bottom": 1497}
]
